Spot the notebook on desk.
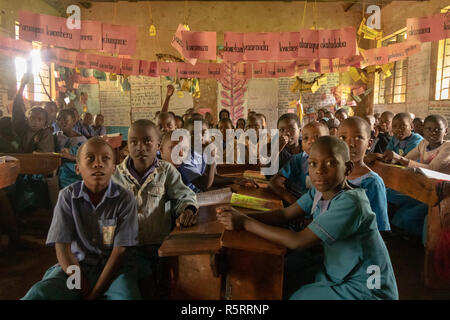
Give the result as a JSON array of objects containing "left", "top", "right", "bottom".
[
  {"left": 415, "top": 167, "right": 450, "bottom": 181},
  {"left": 196, "top": 187, "right": 233, "bottom": 207}
]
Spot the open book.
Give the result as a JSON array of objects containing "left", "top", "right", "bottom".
[
  {"left": 196, "top": 187, "right": 233, "bottom": 207},
  {"left": 415, "top": 167, "right": 450, "bottom": 181},
  {"left": 230, "top": 193, "right": 283, "bottom": 211}
]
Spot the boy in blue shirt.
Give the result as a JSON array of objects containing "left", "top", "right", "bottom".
[
  {"left": 269, "top": 121, "right": 329, "bottom": 205},
  {"left": 22, "top": 137, "right": 141, "bottom": 300},
  {"left": 217, "top": 136, "right": 399, "bottom": 300}
]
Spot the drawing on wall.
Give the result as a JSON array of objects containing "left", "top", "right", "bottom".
[{"left": 218, "top": 62, "right": 248, "bottom": 124}]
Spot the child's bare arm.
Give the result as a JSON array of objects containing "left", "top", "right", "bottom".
[
  {"left": 161, "top": 85, "right": 174, "bottom": 113},
  {"left": 86, "top": 246, "right": 127, "bottom": 300},
  {"left": 269, "top": 174, "right": 298, "bottom": 204},
  {"left": 12, "top": 74, "right": 32, "bottom": 136}
]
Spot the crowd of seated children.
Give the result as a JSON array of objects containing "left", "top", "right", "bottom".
[
  {"left": 217, "top": 136, "right": 399, "bottom": 300},
  {"left": 269, "top": 121, "right": 329, "bottom": 205}
]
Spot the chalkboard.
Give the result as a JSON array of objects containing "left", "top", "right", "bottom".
[{"left": 99, "top": 79, "right": 131, "bottom": 127}]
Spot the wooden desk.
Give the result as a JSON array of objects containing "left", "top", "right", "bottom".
[
  {"left": 0, "top": 153, "right": 60, "bottom": 175},
  {"left": 158, "top": 184, "right": 286, "bottom": 300},
  {"left": 0, "top": 160, "right": 20, "bottom": 189},
  {"left": 370, "top": 161, "right": 450, "bottom": 289}
]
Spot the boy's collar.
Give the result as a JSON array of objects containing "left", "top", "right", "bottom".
[{"left": 74, "top": 180, "right": 120, "bottom": 201}]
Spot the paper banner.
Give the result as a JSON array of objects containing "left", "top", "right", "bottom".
[
  {"left": 181, "top": 31, "right": 217, "bottom": 60},
  {"left": 158, "top": 62, "right": 177, "bottom": 77},
  {"left": 236, "top": 62, "right": 252, "bottom": 79},
  {"left": 139, "top": 60, "right": 158, "bottom": 77},
  {"left": 363, "top": 46, "right": 388, "bottom": 66},
  {"left": 0, "top": 36, "right": 32, "bottom": 58},
  {"left": 80, "top": 20, "right": 102, "bottom": 50},
  {"left": 102, "top": 23, "right": 136, "bottom": 56},
  {"left": 86, "top": 54, "right": 101, "bottom": 70},
  {"left": 206, "top": 63, "right": 222, "bottom": 78},
  {"left": 97, "top": 56, "right": 121, "bottom": 74},
  {"left": 403, "top": 40, "right": 422, "bottom": 58},
  {"left": 387, "top": 42, "right": 407, "bottom": 63},
  {"left": 243, "top": 32, "right": 278, "bottom": 61},
  {"left": 177, "top": 62, "right": 207, "bottom": 78},
  {"left": 344, "top": 54, "right": 364, "bottom": 67},
  {"left": 266, "top": 62, "right": 277, "bottom": 78},
  {"left": 298, "top": 29, "right": 319, "bottom": 58},
  {"left": 75, "top": 53, "right": 89, "bottom": 69},
  {"left": 331, "top": 58, "right": 349, "bottom": 72},
  {"left": 42, "top": 48, "right": 77, "bottom": 68},
  {"left": 319, "top": 59, "right": 332, "bottom": 74},
  {"left": 295, "top": 59, "right": 314, "bottom": 72},
  {"left": 19, "top": 10, "right": 81, "bottom": 50},
  {"left": 275, "top": 61, "right": 296, "bottom": 77},
  {"left": 318, "top": 27, "right": 357, "bottom": 58},
  {"left": 121, "top": 59, "right": 140, "bottom": 75},
  {"left": 252, "top": 63, "right": 267, "bottom": 78},
  {"left": 278, "top": 32, "right": 300, "bottom": 60},
  {"left": 172, "top": 24, "right": 197, "bottom": 65},
  {"left": 223, "top": 32, "right": 245, "bottom": 62},
  {"left": 348, "top": 67, "right": 361, "bottom": 82},
  {"left": 407, "top": 13, "right": 443, "bottom": 43}
]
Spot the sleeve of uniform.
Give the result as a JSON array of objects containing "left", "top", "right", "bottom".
[
  {"left": 279, "top": 153, "right": 300, "bottom": 180},
  {"left": 113, "top": 191, "right": 139, "bottom": 247},
  {"left": 405, "top": 140, "right": 422, "bottom": 162},
  {"left": 46, "top": 189, "right": 76, "bottom": 246},
  {"left": 37, "top": 128, "right": 55, "bottom": 152},
  {"left": 296, "top": 188, "right": 316, "bottom": 215},
  {"left": 361, "top": 176, "right": 390, "bottom": 231},
  {"left": 405, "top": 134, "right": 423, "bottom": 154},
  {"left": 307, "top": 192, "right": 362, "bottom": 245},
  {"left": 165, "top": 163, "right": 198, "bottom": 217},
  {"left": 178, "top": 155, "right": 203, "bottom": 185},
  {"left": 386, "top": 136, "right": 394, "bottom": 151}
]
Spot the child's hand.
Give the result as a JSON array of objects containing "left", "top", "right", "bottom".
[
  {"left": 176, "top": 208, "right": 198, "bottom": 227},
  {"left": 234, "top": 177, "right": 259, "bottom": 189},
  {"left": 20, "top": 73, "right": 32, "bottom": 88},
  {"left": 79, "top": 273, "right": 92, "bottom": 299},
  {"left": 216, "top": 206, "right": 247, "bottom": 231},
  {"left": 364, "top": 153, "right": 383, "bottom": 165},
  {"left": 383, "top": 150, "right": 400, "bottom": 163},
  {"left": 279, "top": 135, "right": 289, "bottom": 152},
  {"left": 166, "top": 85, "right": 175, "bottom": 97}
]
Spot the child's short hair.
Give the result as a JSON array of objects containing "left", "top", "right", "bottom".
[
  {"left": 312, "top": 136, "right": 350, "bottom": 162},
  {"left": 381, "top": 111, "right": 394, "bottom": 119},
  {"left": 76, "top": 136, "right": 115, "bottom": 163},
  {"left": 219, "top": 109, "right": 230, "bottom": 118},
  {"left": 341, "top": 117, "right": 371, "bottom": 138},
  {"left": 27, "top": 106, "right": 49, "bottom": 124},
  {"left": 278, "top": 113, "right": 300, "bottom": 127},
  {"left": 218, "top": 118, "right": 234, "bottom": 128},
  {"left": 184, "top": 118, "right": 208, "bottom": 130},
  {"left": 424, "top": 114, "right": 448, "bottom": 128},
  {"left": 160, "top": 131, "right": 173, "bottom": 147},
  {"left": 327, "top": 118, "right": 340, "bottom": 129},
  {"left": 158, "top": 112, "right": 176, "bottom": 122},
  {"left": 393, "top": 112, "right": 412, "bottom": 123},
  {"left": 255, "top": 113, "right": 267, "bottom": 123},
  {"left": 175, "top": 115, "right": 184, "bottom": 127},
  {"left": 130, "top": 119, "right": 161, "bottom": 141},
  {"left": 190, "top": 113, "right": 204, "bottom": 121},
  {"left": 57, "top": 108, "right": 76, "bottom": 120},
  {"left": 303, "top": 120, "right": 330, "bottom": 134},
  {"left": 237, "top": 118, "right": 246, "bottom": 126},
  {"left": 335, "top": 108, "right": 348, "bottom": 116}
]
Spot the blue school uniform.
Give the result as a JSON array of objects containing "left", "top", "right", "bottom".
[
  {"left": 55, "top": 133, "right": 87, "bottom": 189},
  {"left": 80, "top": 123, "right": 95, "bottom": 138},
  {"left": 93, "top": 125, "right": 107, "bottom": 136},
  {"left": 291, "top": 188, "right": 398, "bottom": 300},
  {"left": 386, "top": 133, "right": 423, "bottom": 156},
  {"left": 349, "top": 171, "right": 390, "bottom": 231},
  {"left": 178, "top": 150, "right": 207, "bottom": 193},
  {"left": 22, "top": 180, "right": 141, "bottom": 300},
  {"left": 279, "top": 151, "right": 309, "bottom": 198}
]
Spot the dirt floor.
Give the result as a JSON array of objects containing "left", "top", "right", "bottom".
[{"left": 1, "top": 208, "right": 449, "bottom": 300}]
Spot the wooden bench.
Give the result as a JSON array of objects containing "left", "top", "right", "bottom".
[
  {"left": 370, "top": 161, "right": 450, "bottom": 289},
  {"left": 0, "top": 159, "right": 20, "bottom": 189},
  {"left": 0, "top": 153, "right": 61, "bottom": 175},
  {"left": 158, "top": 183, "right": 286, "bottom": 300}
]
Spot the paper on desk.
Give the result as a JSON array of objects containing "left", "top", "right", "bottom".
[
  {"left": 415, "top": 167, "right": 450, "bottom": 181},
  {"left": 0, "top": 156, "right": 18, "bottom": 163},
  {"left": 230, "top": 193, "right": 283, "bottom": 211},
  {"left": 196, "top": 187, "right": 232, "bottom": 207}
]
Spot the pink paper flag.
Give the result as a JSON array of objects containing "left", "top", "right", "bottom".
[
  {"left": 171, "top": 24, "right": 197, "bottom": 65},
  {"left": 158, "top": 62, "right": 177, "bottom": 77},
  {"left": 223, "top": 32, "right": 245, "bottom": 62},
  {"left": 278, "top": 32, "right": 300, "bottom": 60},
  {"left": 87, "top": 54, "right": 101, "bottom": 70},
  {"left": 97, "top": 56, "right": 121, "bottom": 74},
  {"left": 266, "top": 62, "right": 277, "bottom": 78},
  {"left": 403, "top": 40, "right": 422, "bottom": 58},
  {"left": 387, "top": 42, "right": 407, "bottom": 63},
  {"left": 206, "top": 63, "right": 222, "bottom": 78},
  {"left": 19, "top": 10, "right": 80, "bottom": 50},
  {"left": 295, "top": 59, "right": 314, "bottom": 72},
  {"left": 182, "top": 31, "right": 217, "bottom": 60},
  {"left": 252, "top": 63, "right": 267, "bottom": 78},
  {"left": 298, "top": 29, "right": 319, "bottom": 58},
  {"left": 344, "top": 54, "right": 364, "bottom": 67},
  {"left": 121, "top": 59, "right": 140, "bottom": 75},
  {"left": 275, "top": 61, "right": 296, "bottom": 77},
  {"left": 364, "top": 47, "right": 388, "bottom": 66},
  {"left": 319, "top": 59, "right": 332, "bottom": 74},
  {"left": 80, "top": 20, "right": 102, "bottom": 50},
  {"left": 0, "top": 36, "right": 32, "bottom": 58},
  {"left": 235, "top": 62, "right": 252, "bottom": 79},
  {"left": 52, "top": 48, "right": 77, "bottom": 68},
  {"left": 318, "top": 27, "right": 357, "bottom": 59},
  {"left": 243, "top": 32, "right": 278, "bottom": 61},
  {"left": 177, "top": 62, "right": 207, "bottom": 78},
  {"left": 407, "top": 14, "right": 444, "bottom": 43},
  {"left": 75, "top": 53, "right": 90, "bottom": 69},
  {"left": 102, "top": 23, "right": 136, "bottom": 56},
  {"left": 139, "top": 60, "right": 158, "bottom": 77}
]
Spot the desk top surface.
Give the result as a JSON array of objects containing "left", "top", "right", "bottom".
[{"left": 0, "top": 160, "right": 20, "bottom": 189}]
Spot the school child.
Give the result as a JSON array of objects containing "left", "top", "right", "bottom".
[
  {"left": 370, "top": 111, "right": 394, "bottom": 155},
  {"left": 269, "top": 121, "right": 329, "bottom": 204},
  {"left": 44, "top": 101, "right": 59, "bottom": 133},
  {"left": 157, "top": 112, "right": 177, "bottom": 134},
  {"left": 256, "top": 113, "right": 268, "bottom": 129},
  {"left": 112, "top": 120, "right": 198, "bottom": 297},
  {"left": 218, "top": 118, "right": 237, "bottom": 164},
  {"left": 324, "top": 110, "right": 334, "bottom": 120},
  {"left": 177, "top": 119, "right": 256, "bottom": 192},
  {"left": 337, "top": 117, "right": 390, "bottom": 231},
  {"left": 219, "top": 109, "right": 230, "bottom": 120},
  {"left": 274, "top": 113, "right": 303, "bottom": 170},
  {"left": 236, "top": 118, "right": 246, "bottom": 130},
  {"left": 160, "top": 85, "right": 175, "bottom": 114},
  {"left": 174, "top": 115, "right": 184, "bottom": 129},
  {"left": 92, "top": 114, "right": 107, "bottom": 136},
  {"left": 413, "top": 117, "right": 424, "bottom": 137},
  {"left": 80, "top": 112, "right": 95, "bottom": 138},
  {"left": 12, "top": 74, "right": 54, "bottom": 153},
  {"left": 335, "top": 108, "right": 348, "bottom": 123},
  {"left": 383, "top": 115, "right": 450, "bottom": 238},
  {"left": 0, "top": 117, "right": 19, "bottom": 153},
  {"left": 69, "top": 107, "right": 84, "bottom": 135},
  {"left": 55, "top": 109, "right": 87, "bottom": 188},
  {"left": 217, "top": 136, "right": 399, "bottom": 300},
  {"left": 317, "top": 108, "right": 325, "bottom": 120},
  {"left": 363, "top": 115, "right": 379, "bottom": 153},
  {"left": 22, "top": 137, "right": 141, "bottom": 300},
  {"left": 327, "top": 118, "right": 340, "bottom": 136},
  {"left": 204, "top": 112, "right": 214, "bottom": 128}
]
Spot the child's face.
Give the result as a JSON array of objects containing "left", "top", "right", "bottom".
[
  {"left": 175, "top": 118, "right": 183, "bottom": 129},
  {"left": 392, "top": 117, "right": 412, "bottom": 141},
  {"left": 128, "top": 126, "right": 160, "bottom": 168},
  {"left": 329, "top": 127, "right": 338, "bottom": 136},
  {"left": 158, "top": 116, "right": 176, "bottom": 134},
  {"left": 308, "top": 144, "right": 349, "bottom": 194},
  {"left": 413, "top": 119, "right": 424, "bottom": 135},
  {"left": 423, "top": 119, "right": 447, "bottom": 146},
  {"left": 94, "top": 115, "right": 104, "bottom": 127},
  {"left": 337, "top": 123, "right": 371, "bottom": 164},
  {"left": 378, "top": 114, "right": 393, "bottom": 133},
  {"left": 317, "top": 110, "right": 325, "bottom": 119},
  {"left": 76, "top": 143, "right": 115, "bottom": 192},
  {"left": 302, "top": 125, "right": 329, "bottom": 155},
  {"left": 278, "top": 119, "right": 300, "bottom": 146},
  {"left": 246, "top": 118, "right": 263, "bottom": 132},
  {"left": 187, "top": 122, "right": 211, "bottom": 146},
  {"left": 220, "top": 111, "right": 229, "bottom": 120},
  {"left": 237, "top": 120, "right": 245, "bottom": 130},
  {"left": 364, "top": 116, "right": 376, "bottom": 131},
  {"left": 57, "top": 113, "right": 75, "bottom": 131},
  {"left": 160, "top": 137, "right": 188, "bottom": 168},
  {"left": 29, "top": 110, "right": 47, "bottom": 131},
  {"left": 83, "top": 114, "right": 93, "bottom": 126},
  {"left": 218, "top": 121, "right": 233, "bottom": 139},
  {"left": 335, "top": 111, "right": 347, "bottom": 123}
]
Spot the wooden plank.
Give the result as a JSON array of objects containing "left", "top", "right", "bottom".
[
  {"left": 221, "top": 230, "right": 286, "bottom": 256},
  {"left": 216, "top": 164, "right": 260, "bottom": 175},
  {"left": 0, "top": 153, "right": 61, "bottom": 175},
  {"left": 0, "top": 160, "right": 20, "bottom": 189}
]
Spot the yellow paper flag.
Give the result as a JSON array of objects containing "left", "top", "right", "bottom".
[
  {"left": 149, "top": 25, "right": 156, "bottom": 36},
  {"left": 381, "top": 64, "right": 392, "bottom": 78},
  {"left": 318, "top": 75, "right": 328, "bottom": 86},
  {"left": 349, "top": 67, "right": 361, "bottom": 82},
  {"left": 311, "top": 81, "right": 320, "bottom": 93}
]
